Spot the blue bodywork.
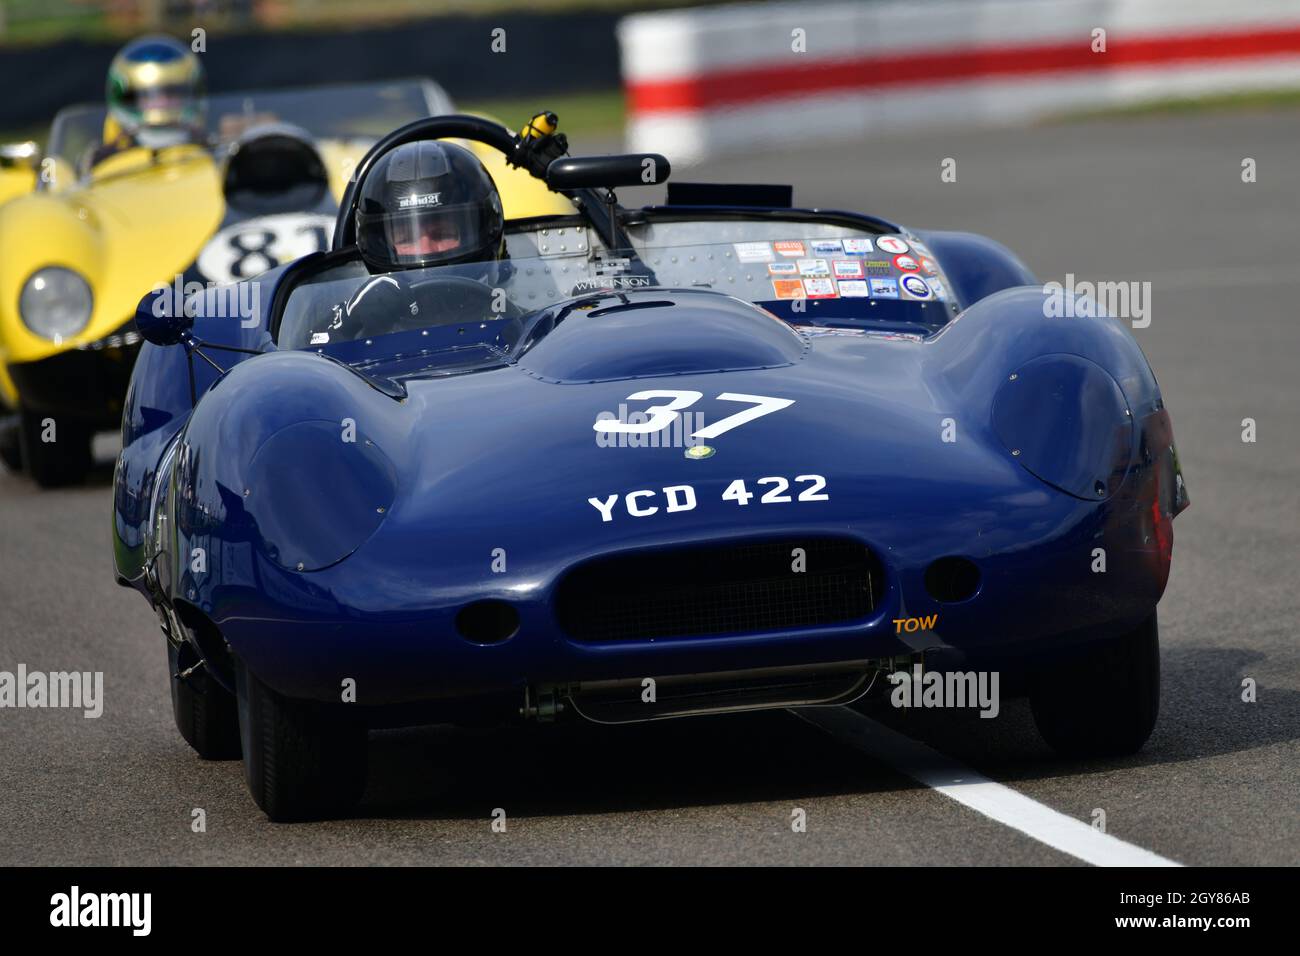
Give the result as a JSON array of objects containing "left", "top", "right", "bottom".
[{"left": 113, "top": 210, "right": 1187, "bottom": 715}]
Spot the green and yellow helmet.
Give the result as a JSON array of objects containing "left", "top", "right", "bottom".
[{"left": 106, "top": 35, "right": 205, "bottom": 149}]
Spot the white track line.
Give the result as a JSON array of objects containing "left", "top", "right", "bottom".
[{"left": 793, "top": 706, "right": 1182, "bottom": 867}]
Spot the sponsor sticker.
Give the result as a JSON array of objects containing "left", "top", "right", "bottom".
[
  {"left": 900, "top": 273, "right": 933, "bottom": 299},
  {"left": 910, "top": 240, "right": 933, "bottom": 257},
  {"left": 593, "top": 255, "right": 631, "bottom": 276},
  {"left": 810, "top": 239, "right": 844, "bottom": 255},
  {"left": 876, "top": 236, "right": 910, "bottom": 255},
  {"left": 734, "top": 241, "right": 775, "bottom": 263},
  {"left": 864, "top": 260, "right": 893, "bottom": 275},
  {"left": 310, "top": 331, "right": 330, "bottom": 345},
  {"left": 893, "top": 254, "right": 921, "bottom": 272},
  {"left": 772, "top": 278, "right": 806, "bottom": 299},
  {"left": 797, "top": 258, "right": 830, "bottom": 277},
  {"left": 803, "top": 277, "right": 838, "bottom": 298},
  {"left": 842, "top": 237, "right": 873, "bottom": 255},
  {"left": 571, "top": 275, "right": 653, "bottom": 293},
  {"left": 926, "top": 277, "right": 947, "bottom": 298},
  {"left": 837, "top": 279, "right": 870, "bottom": 297},
  {"left": 832, "top": 260, "right": 865, "bottom": 279},
  {"left": 767, "top": 261, "right": 798, "bottom": 275},
  {"left": 918, "top": 256, "right": 939, "bottom": 276},
  {"left": 870, "top": 277, "right": 900, "bottom": 298},
  {"left": 397, "top": 192, "right": 442, "bottom": 209},
  {"left": 774, "top": 240, "right": 806, "bottom": 257}
]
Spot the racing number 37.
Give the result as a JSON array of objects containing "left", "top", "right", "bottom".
[{"left": 593, "top": 391, "right": 794, "bottom": 439}]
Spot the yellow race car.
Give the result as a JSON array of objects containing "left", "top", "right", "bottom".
[{"left": 0, "top": 79, "right": 572, "bottom": 486}]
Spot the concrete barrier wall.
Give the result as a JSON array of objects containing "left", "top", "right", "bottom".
[{"left": 620, "top": 0, "right": 1300, "bottom": 162}]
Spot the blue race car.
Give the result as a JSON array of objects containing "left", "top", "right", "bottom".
[{"left": 113, "top": 113, "right": 1188, "bottom": 821}]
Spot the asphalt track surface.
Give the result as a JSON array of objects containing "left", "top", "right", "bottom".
[{"left": 1, "top": 108, "right": 1296, "bottom": 866}]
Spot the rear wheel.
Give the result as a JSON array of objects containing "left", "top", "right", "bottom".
[
  {"left": 168, "top": 642, "right": 241, "bottom": 760},
  {"left": 235, "top": 658, "right": 368, "bottom": 822},
  {"left": 1030, "top": 612, "right": 1160, "bottom": 757},
  {"left": 19, "top": 407, "right": 92, "bottom": 487}
]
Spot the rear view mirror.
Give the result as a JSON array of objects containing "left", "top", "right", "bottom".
[
  {"left": 134, "top": 287, "right": 194, "bottom": 347},
  {"left": 546, "top": 153, "right": 670, "bottom": 190}
]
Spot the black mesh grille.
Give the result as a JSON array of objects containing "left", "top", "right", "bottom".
[{"left": 556, "top": 537, "right": 881, "bottom": 643}]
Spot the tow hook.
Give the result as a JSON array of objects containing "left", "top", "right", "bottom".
[
  {"left": 521, "top": 684, "right": 576, "bottom": 721},
  {"left": 174, "top": 658, "right": 207, "bottom": 683}
]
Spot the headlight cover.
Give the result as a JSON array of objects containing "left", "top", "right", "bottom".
[
  {"left": 19, "top": 267, "right": 93, "bottom": 341},
  {"left": 992, "top": 354, "right": 1135, "bottom": 500},
  {"left": 243, "top": 420, "right": 397, "bottom": 572}
]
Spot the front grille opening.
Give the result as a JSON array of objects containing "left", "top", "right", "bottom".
[{"left": 557, "top": 536, "right": 883, "bottom": 643}]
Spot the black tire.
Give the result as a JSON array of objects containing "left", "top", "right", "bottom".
[
  {"left": 1030, "top": 612, "right": 1160, "bottom": 758},
  {"left": 235, "top": 658, "right": 368, "bottom": 822},
  {"left": 19, "top": 408, "right": 92, "bottom": 487},
  {"left": 0, "top": 418, "right": 21, "bottom": 472},
  {"left": 167, "top": 642, "right": 241, "bottom": 760}
]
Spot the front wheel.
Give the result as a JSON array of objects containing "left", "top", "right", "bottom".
[
  {"left": 168, "top": 642, "right": 241, "bottom": 760},
  {"left": 235, "top": 659, "right": 368, "bottom": 822},
  {"left": 19, "top": 407, "right": 93, "bottom": 487},
  {"left": 0, "top": 415, "right": 22, "bottom": 471},
  {"left": 1030, "top": 612, "right": 1160, "bottom": 758}
]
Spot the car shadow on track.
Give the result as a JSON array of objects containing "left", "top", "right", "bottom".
[
  {"left": 354, "top": 642, "right": 1297, "bottom": 819},
  {"left": 359, "top": 708, "right": 918, "bottom": 821},
  {"left": 853, "top": 643, "right": 1298, "bottom": 783}
]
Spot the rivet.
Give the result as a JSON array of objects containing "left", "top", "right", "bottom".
[
  {"left": 1009, "top": 373, "right": 1018, "bottom": 381},
  {"left": 296, "top": 562, "right": 305, "bottom": 571},
  {"left": 1011, "top": 449, "right": 1021, "bottom": 457},
  {"left": 376, "top": 507, "right": 386, "bottom": 514}
]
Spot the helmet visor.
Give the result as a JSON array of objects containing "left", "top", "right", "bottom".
[
  {"left": 113, "top": 83, "right": 198, "bottom": 128},
  {"left": 357, "top": 202, "right": 493, "bottom": 269}
]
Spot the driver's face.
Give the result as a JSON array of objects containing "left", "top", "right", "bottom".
[{"left": 394, "top": 216, "right": 460, "bottom": 257}]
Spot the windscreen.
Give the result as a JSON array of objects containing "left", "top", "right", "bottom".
[
  {"left": 46, "top": 79, "right": 447, "bottom": 168},
  {"left": 277, "top": 220, "right": 959, "bottom": 352}
]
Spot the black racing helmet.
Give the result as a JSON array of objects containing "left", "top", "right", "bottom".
[{"left": 355, "top": 140, "right": 505, "bottom": 272}]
